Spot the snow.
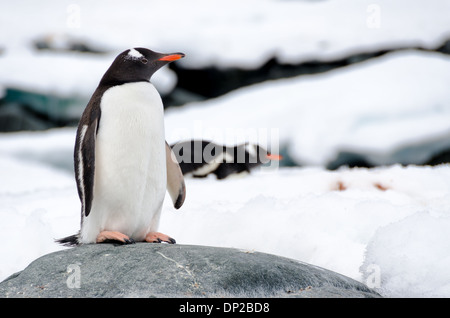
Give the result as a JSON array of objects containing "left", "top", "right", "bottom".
[
  {"left": 1, "top": 129, "right": 450, "bottom": 298},
  {"left": 361, "top": 211, "right": 450, "bottom": 297},
  {"left": 165, "top": 50, "right": 450, "bottom": 167},
  {"left": 0, "top": 0, "right": 448, "bottom": 98},
  {"left": 2, "top": 0, "right": 450, "bottom": 69},
  {"left": 0, "top": 150, "right": 79, "bottom": 280}
]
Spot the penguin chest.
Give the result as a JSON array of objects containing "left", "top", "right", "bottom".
[{"left": 92, "top": 82, "right": 166, "bottom": 237}]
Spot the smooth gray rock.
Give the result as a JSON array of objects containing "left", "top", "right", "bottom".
[{"left": 0, "top": 243, "right": 380, "bottom": 298}]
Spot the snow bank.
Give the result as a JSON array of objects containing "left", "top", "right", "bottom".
[
  {"left": 1, "top": 0, "right": 449, "bottom": 70},
  {"left": 165, "top": 50, "right": 450, "bottom": 167},
  {"left": 0, "top": 153, "right": 79, "bottom": 280},
  {"left": 0, "top": 127, "right": 75, "bottom": 171},
  {"left": 1, "top": 129, "right": 450, "bottom": 297},
  {"left": 362, "top": 212, "right": 450, "bottom": 297}
]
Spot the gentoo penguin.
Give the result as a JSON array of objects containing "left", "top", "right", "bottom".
[
  {"left": 170, "top": 140, "right": 282, "bottom": 180},
  {"left": 57, "top": 48, "right": 186, "bottom": 246}
]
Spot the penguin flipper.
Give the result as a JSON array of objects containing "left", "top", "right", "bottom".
[
  {"left": 56, "top": 114, "right": 99, "bottom": 247},
  {"left": 165, "top": 141, "right": 186, "bottom": 209},
  {"left": 75, "top": 118, "right": 99, "bottom": 217}
]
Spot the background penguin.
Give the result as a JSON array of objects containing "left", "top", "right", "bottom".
[
  {"left": 57, "top": 48, "right": 186, "bottom": 246},
  {"left": 170, "top": 139, "right": 282, "bottom": 180}
]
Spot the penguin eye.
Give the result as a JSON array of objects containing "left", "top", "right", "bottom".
[{"left": 141, "top": 58, "right": 148, "bottom": 64}]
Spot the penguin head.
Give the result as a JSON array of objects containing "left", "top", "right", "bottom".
[
  {"left": 240, "top": 143, "right": 283, "bottom": 166},
  {"left": 100, "top": 47, "right": 185, "bottom": 85}
]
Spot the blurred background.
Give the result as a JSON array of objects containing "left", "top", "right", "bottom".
[{"left": 0, "top": 0, "right": 450, "bottom": 170}]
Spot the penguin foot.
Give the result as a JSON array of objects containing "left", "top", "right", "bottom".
[
  {"left": 145, "top": 232, "right": 176, "bottom": 244},
  {"left": 96, "top": 231, "right": 135, "bottom": 244}
]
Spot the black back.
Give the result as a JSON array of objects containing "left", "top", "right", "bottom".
[{"left": 170, "top": 140, "right": 272, "bottom": 179}]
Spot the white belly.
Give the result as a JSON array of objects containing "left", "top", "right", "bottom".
[{"left": 80, "top": 82, "right": 166, "bottom": 243}]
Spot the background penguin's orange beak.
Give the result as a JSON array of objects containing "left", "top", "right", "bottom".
[
  {"left": 158, "top": 53, "right": 185, "bottom": 61},
  {"left": 266, "top": 154, "right": 283, "bottom": 160}
]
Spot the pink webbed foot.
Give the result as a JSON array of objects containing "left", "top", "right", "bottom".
[
  {"left": 145, "top": 232, "right": 176, "bottom": 244},
  {"left": 96, "top": 231, "right": 135, "bottom": 244}
]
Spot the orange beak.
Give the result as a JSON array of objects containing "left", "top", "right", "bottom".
[
  {"left": 158, "top": 53, "right": 185, "bottom": 61},
  {"left": 266, "top": 154, "right": 283, "bottom": 161}
]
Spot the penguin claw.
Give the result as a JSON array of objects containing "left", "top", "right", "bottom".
[
  {"left": 125, "top": 238, "right": 136, "bottom": 244},
  {"left": 145, "top": 232, "right": 176, "bottom": 244},
  {"left": 168, "top": 237, "right": 176, "bottom": 244}
]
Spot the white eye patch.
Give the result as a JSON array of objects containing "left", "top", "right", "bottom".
[{"left": 126, "top": 48, "right": 144, "bottom": 60}]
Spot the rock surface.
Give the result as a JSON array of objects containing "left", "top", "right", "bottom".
[{"left": 0, "top": 243, "right": 380, "bottom": 298}]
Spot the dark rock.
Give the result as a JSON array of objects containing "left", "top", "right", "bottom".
[
  {"left": 326, "top": 152, "right": 373, "bottom": 170},
  {"left": 326, "top": 132, "right": 450, "bottom": 170},
  {"left": 33, "top": 34, "right": 108, "bottom": 54},
  {"left": 426, "top": 148, "right": 450, "bottom": 166},
  {"left": 170, "top": 39, "right": 450, "bottom": 102},
  {"left": 0, "top": 243, "right": 380, "bottom": 298},
  {"left": 170, "top": 56, "right": 355, "bottom": 100},
  {"left": 437, "top": 38, "right": 450, "bottom": 55},
  {"left": 162, "top": 87, "right": 207, "bottom": 108},
  {"left": 0, "top": 88, "right": 86, "bottom": 131},
  {"left": 2, "top": 88, "right": 86, "bottom": 123},
  {"left": 0, "top": 103, "right": 54, "bottom": 132}
]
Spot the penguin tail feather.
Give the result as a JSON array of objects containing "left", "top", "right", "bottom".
[{"left": 55, "top": 234, "right": 80, "bottom": 247}]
